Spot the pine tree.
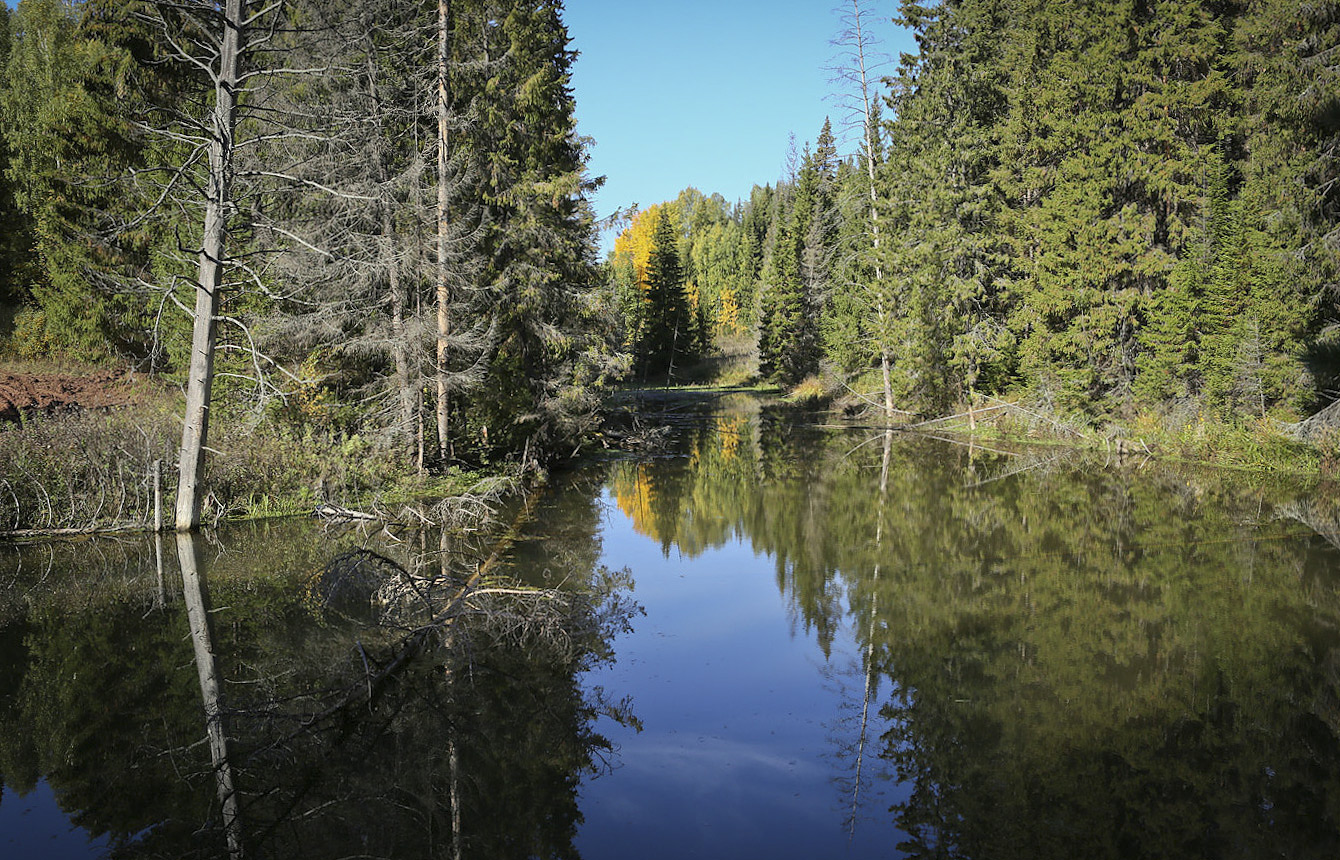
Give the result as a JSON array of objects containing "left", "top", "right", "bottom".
[
  {"left": 0, "top": 5, "right": 33, "bottom": 323},
  {"left": 759, "top": 206, "right": 811, "bottom": 384},
  {"left": 1233, "top": 0, "right": 1335, "bottom": 409},
  {"left": 0, "top": 0, "right": 166, "bottom": 359},
  {"left": 876, "top": 0, "right": 1009, "bottom": 414}
]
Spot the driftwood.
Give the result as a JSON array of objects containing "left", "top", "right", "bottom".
[
  {"left": 313, "top": 503, "right": 381, "bottom": 522},
  {"left": 0, "top": 524, "right": 148, "bottom": 541}
]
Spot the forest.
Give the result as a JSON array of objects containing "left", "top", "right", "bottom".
[
  {"left": 1, "top": 0, "right": 1339, "bottom": 534},
  {"left": 0, "top": 0, "right": 621, "bottom": 530},
  {"left": 608, "top": 0, "right": 1340, "bottom": 429}
]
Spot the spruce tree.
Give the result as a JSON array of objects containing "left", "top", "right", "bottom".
[
  {"left": 877, "top": 0, "right": 1009, "bottom": 413},
  {"left": 0, "top": 0, "right": 162, "bottom": 359},
  {"left": 639, "top": 208, "right": 693, "bottom": 378},
  {"left": 434, "top": 0, "right": 609, "bottom": 458}
]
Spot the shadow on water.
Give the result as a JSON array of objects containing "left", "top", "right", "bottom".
[{"left": 0, "top": 497, "right": 640, "bottom": 859}]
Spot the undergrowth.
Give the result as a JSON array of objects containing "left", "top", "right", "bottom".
[{"left": 0, "top": 404, "right": 432, "bottom": 534}]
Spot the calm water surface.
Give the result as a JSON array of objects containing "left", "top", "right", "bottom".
[{"left": 3, "top": 393, "right": 1340, "bottom": 858}]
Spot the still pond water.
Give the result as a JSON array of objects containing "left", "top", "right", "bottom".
[{"left": 3, "top": 393, "right": 1340, "bottom": 859}]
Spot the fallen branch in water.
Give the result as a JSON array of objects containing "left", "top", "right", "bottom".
[
  {"left": 902, "top": 403, "right": 1009, "bottom": 430},
  {"left": 313, "top": 503, "right": 380, "bottom": 522},
  {"left": 980, "top": 395, "right": 1091, "bottom": 438}
]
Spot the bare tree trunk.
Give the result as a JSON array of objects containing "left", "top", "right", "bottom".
[
  {"left": 385, "top": 211, "right": 416, "bottom": 459},
  {"left": 880, "top": 351, "right": 893, "bottom": 419},
  {"left": 176, "top": 0, "right": 244, "bottom": 531},
  {"left": 856, "top": 10, "right": 893, "bottom": 423},
  {"left": 845, "top": 0, "right": 894, "bottom": 423},
  {"left": 435, "top": 0, "right": 453, "bottom": 463}
]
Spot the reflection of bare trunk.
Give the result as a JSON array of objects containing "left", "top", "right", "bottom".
[
  {"left": 851, "top": 429, "right": 892, "bottom": 837},
  {"left": 154, "top": 533, "right": 166, "bottom": 608},
  {"left": 449, "top": 733, "right": 463, "bottom": 860},
  {"left": 177, "top": 534, "right": 245, "bottom": 858}
]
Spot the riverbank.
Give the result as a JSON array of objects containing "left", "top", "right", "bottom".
[
  {"left": 0, "top": 361, "right": 531, "bottom": 538},
  {"left": 2, "top": 356, "right": 1329, "bottom": 539},
  {"left": 815, "top": 381, "right": 1329, "bottom": 478},
  {"left": 599, "top": 365, "right": 1329, "bottom": 478}
]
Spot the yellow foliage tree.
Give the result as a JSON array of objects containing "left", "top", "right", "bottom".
[
  {"left": 718, "top": 287, "right": 743, "bottom": 336},
  {"left": 612, "top": 202, "right": 672, "bottom": 292}
]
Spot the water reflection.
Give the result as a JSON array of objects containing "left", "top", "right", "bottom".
[
  {"left": 5, "top": 395, "right": 1340, "bottom": 858},
  {"left": 604, "top": 397, "right": 1340, "bottom": 858},
  {"left": 177, "top": 534, "right": 243, "bottom": 858},
  {"left": 0, "top": 501, "right": 637, "bottom": 859}
]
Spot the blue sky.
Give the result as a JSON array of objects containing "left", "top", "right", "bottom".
[{"left": 565, "top": 1, "right": 912, "bottom": 245}]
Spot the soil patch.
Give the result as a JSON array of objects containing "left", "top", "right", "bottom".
[{"left": 0, "top": 369, "right": 151, "bottom": 422}]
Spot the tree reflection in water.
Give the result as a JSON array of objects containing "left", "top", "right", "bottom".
[
  {"left": 606, "top": 397, "right": 1340, "bottom": 858},
  {"left": 6, "top": 395, "right": 1340, "bottom": 858},
  {"left": 0, "top": 496, "right": 639, "bottom": 860}
]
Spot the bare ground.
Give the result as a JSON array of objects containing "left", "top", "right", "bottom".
[{"left": 0, "top": 367, "right": 154, "bottom": 422}]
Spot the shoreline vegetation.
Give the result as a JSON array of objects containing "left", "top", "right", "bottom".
[{"left": 0, "top": 341, "right": 1333, "bottom": 541}]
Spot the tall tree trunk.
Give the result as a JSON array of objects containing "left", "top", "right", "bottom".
[
  {"left": 849, "top": 0, "right": 894, "bottom": 422},
  {"left": 435, "top": 0, "right": 452, "bottom": 463},
  {"left": 176, "top": 0, "right": 244, "bottom": 531}
]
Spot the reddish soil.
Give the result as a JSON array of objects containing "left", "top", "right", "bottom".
[{"left": 0, "top": 368, "right": 150, "bottom": 422}]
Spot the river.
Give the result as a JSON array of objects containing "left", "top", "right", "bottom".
[{"left": 2, "top": 392, "right": 1340, "bottom": 858}]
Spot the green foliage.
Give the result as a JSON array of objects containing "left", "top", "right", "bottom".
[
  {"left": 433, "top": 0, "right": 615, "bottom": 461},
  {"left": 0, "top": 0, "right": 174, "bottom": 362},
  {"left": 0, "top": 0, "right": 611, "bottom": 478},
  {"left": 0, "top": 4, "right": 36, "bottom": 330},
  {"left": 637, "top": 208, "right": 697, "bottom": 378},
  {"left": 802, "top": 0, "right": 1340, "bottom": 423},
  {"left": 759, "top": 129, "right": 835, "bottom": 386}
]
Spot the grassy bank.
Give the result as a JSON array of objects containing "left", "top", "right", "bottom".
[
  {"left": 809, "top": 373, "right": 1328, "bottom": 477},
  {"left": 0, "top": 362, "right": 525, "bottom": 537}
]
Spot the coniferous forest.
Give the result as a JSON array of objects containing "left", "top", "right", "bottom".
[
  {"left": 0, "top": 0, "right": 622, "bottom": 528},
  {"left": 609, "top": 0, "right": 1340, "bottom": 430}
]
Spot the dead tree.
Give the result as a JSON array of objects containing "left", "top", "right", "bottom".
[
  {"left": 164, "top": 0, "right": 244, "bottom": 531},
  {"left": 120, "top": 0, "right": 352, "bottom": 529},
  {"left": 832, "top": 0, "right": 896, "bottom": 421}
]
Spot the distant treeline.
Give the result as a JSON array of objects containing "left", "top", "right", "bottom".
[{"left": 608, "top": 0, "right": 1340, "bottom": 423}]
